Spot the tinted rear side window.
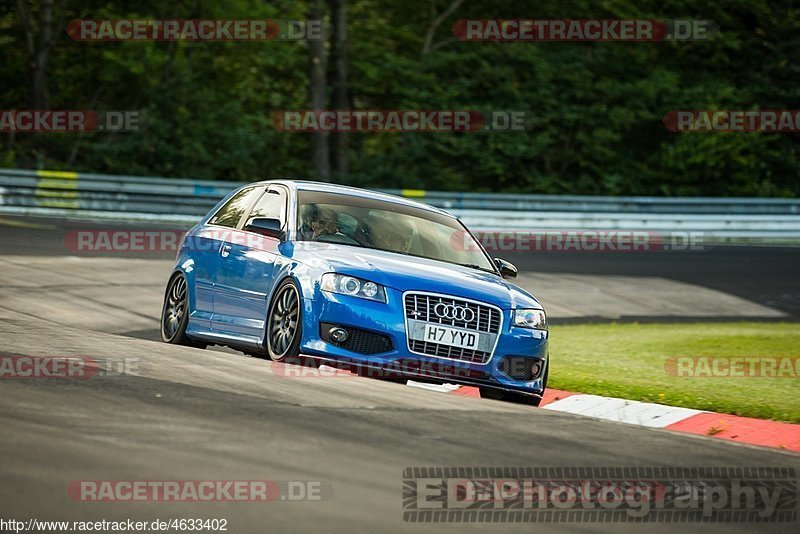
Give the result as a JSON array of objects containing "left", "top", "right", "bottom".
[
  {"left": 209, "top": 187, "right": 262, "bottom": 228},
  {"left": 248, "top": 188, "right": 287, "bottom": 223}
]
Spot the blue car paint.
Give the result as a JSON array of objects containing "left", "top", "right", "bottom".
[{"left": 169, "top": 181, "right": 549, "bottom": 397}]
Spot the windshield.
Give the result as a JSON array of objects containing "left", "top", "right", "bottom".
[{"left": 296, "top": 190, "right": 496, "bottom": 273}]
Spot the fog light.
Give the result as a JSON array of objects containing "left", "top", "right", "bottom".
[
  {"left": 329, "top": 327, "right": 349, "bottom": 342},
  {"left": 530, "top": 361, "right": 542, "bottom": 379}
]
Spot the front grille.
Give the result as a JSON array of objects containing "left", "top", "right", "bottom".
[
  {"left": 320, "top": 323, "right": 393, "bottom": 355},
  {"left": 342, "top": 329, "right": 392, "bottom": 354},
  {"left": 404, "top": 293, "right": 501, "bottom": 332},
  {"left": 404, "top": 292, "right": 502, "bottom": 364}
]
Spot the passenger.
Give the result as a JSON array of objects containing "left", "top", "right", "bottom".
[
  {"left": 369, "top": 217, "right": 414, "bottom": 253},
  {"left": 386, "top": 221, "right": 414, "bottom": 253}
]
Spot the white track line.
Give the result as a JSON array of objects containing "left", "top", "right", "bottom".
[
  {"left": 542, "top": 394, "right": 703, "bottom": 428},
  {"left": 406, "top": 382, "right": 462, "bottom": 393}
]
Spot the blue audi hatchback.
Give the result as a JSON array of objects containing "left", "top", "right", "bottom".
[{"left": 161, "top": 181, "right": 549, "bottom": 405}]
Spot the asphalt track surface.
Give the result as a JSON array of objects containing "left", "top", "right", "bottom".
[
  {"left": 0, "top": 215, "right": 798, "bottom": 533},
  {"left": 505, "top": 246, "right": 800, "bottom": 320},
  {"left": 1, "top": 214, "right": 799, "bottom": 319}
]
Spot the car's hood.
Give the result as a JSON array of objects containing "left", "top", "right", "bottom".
[{"left": 291, "top": 242, "right": 542, "bottom": 310}]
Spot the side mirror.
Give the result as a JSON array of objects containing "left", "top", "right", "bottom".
[
  {"left": 245, "top": 217, "right": 284, "bottom": 239},
  {"left": 494, "top": 257, "right": 518, "bottom": 279}
]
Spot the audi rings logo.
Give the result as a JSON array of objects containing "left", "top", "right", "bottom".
[{"left": 434, "top": 303, "right": 475, "bottom": 322}]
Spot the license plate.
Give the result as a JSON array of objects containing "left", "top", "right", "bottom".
[{"left": 422, "top": 324, "right": 480, "bottom": 350}]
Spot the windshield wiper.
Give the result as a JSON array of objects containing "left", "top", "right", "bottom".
[{"left": 456, "top": 263, "right": 496, "bottom": 274}]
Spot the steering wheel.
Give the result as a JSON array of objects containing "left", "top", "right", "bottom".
[{"left": 316, "top": 233, "right": 360, "bottom": 245}]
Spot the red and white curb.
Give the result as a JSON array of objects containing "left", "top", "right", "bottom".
[
  {"left": 408, "top": 382, "right": 800, "bottom": 453},
  {"left": 541, "top": 392, "right": 703, "bottom": 427}
]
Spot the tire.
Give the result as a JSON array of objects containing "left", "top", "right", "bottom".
[
  {"left": 376, "top": 377, "right": 408, "bottom": 384},
  {"left": 361, "top": 371, "right": 407, "bottom": 384},
  {"left": 480, "top": 363, "right": 548, "bottom": 407},
  {"left": 266, "top": 279, "right": 303, "bottom": 362},
  {"left": 161, "top": 272, "right": 204, "bottom": 348},
  {"left": 479, "top": 388, "right": 542, "bottom": 406}
]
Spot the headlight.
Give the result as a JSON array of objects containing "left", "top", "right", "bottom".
[
  {"left": 320, "top": 273, "right": 386, "bottom": 302},
  {"left": 513, "top": 309, "right": 547, "bottom": 330}
]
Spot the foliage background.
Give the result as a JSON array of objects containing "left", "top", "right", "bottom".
[{"left": 1, "top": 0, "right": 799, "bottom": 196}]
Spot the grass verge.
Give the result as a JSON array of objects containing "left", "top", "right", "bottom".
[{"left": 548, "top": 322, "right": 800, "bottom": 423}]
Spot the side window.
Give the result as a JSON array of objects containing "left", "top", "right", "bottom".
[
  {"left": 248, "top": 188, "right": 286, "bottom": 225},
  {"left": 209, "top": 187, "right": 262, "bottom": 228}
]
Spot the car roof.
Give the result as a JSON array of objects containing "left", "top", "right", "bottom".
[{"left": 255, "top": 179, "right": 455, "bottom": 218}]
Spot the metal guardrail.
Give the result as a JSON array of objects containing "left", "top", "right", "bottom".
[
  {"left": 393, "top": 189, "right": 800, "bottom": 215},
  {"left": 0, "top": 168, "right": 238, "bottom": 216},
  {"left": 0, "top": 168, "right": 799, "bottom": 240}
]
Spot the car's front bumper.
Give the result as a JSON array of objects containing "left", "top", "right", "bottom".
[{"left": 299, "top": 289, "right": 549, "bottom": 396}]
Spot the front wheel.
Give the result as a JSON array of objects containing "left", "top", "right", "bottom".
[
  {"left": 266, "top": 279, "right": 303, "bottom": 362},
  {"left": 480, "top": 388, "right": 542, "bottom": 406},
  {"left": 480, "top": 364, "right": 548, "bottom": 407}
]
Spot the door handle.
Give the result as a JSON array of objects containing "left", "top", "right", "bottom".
[{"left": 220, "top": 244, "right": 232, "bottom": 258}]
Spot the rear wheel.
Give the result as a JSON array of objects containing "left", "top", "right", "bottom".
[
  {"left": 266, "top": 279, "right": 303, "bottom": 362},
  {"left": 161, "top": 273, "right": 205, "bottom": 348}
]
